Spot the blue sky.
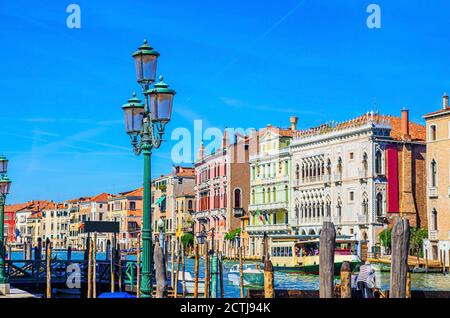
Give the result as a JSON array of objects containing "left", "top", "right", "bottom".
[{"left": 1, "top": 0, "right": 449, "bottom": 203}]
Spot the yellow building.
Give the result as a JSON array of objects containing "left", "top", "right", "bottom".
[
  {"left": 175, "top": 193, "right": 195, "bottom": 237},
  {"left": 108, "top": 188, "right": 143, "bottom": 250},
  {"left": 423, "top": 93, "right": 450, "bottom": 265}
]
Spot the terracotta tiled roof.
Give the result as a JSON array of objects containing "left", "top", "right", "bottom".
[
  {"left": 423, "top": 107, "right": 450, "bottom": 118},
  {"left": 90, "top": 192, "right": 110, "bottom": 202},
  {"left": 175, "top": 167, "right": 195, "bottom": 177},
  {"left": 389, "top": 116, "right": 425, "bottom": 141},
  {"left": 4, "top": 203, "right": 30, "bottom": 213},
  {"left": 294, "top": 112, "right": 425, "bottom": 142},
  {"left": 258, "top": 125, "right": 293, "bottom": 138}
]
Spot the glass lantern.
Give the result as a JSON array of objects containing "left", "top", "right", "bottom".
[
  {"left": 149, "top": 76, "right": 176, "bottom": 123},
  {"left": 132, "top": 40, "right": 160, "bottom": 85},
  {"left": 0, "top": 155, "right": 8, "bottom": 174},
  {"left": 122, "top": 93, "right": 145, "bottom": 135},
  {"left": 0, "top": 175, "right": 11, "bottom": 195}
]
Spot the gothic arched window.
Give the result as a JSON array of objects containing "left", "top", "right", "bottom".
[
  {"left": 376, "top": 193, "right": 383, "bottom": 216},
  {"left": 375, "top": 150, "right": 383, "bottom": 175},
  {"left": 234, "top": 188, "right": 241, "bottom": 208}
]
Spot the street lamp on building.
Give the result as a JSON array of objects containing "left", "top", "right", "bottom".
[
  {"left": 0, "top": 155, "right": 12, "bottom": 294},
  {"left": 122, "top": 40, "right": 176, "bottom": 298}
]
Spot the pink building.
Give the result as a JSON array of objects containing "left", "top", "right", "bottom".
[{"left": 193, "top": 131, "right": 250, "bottom": 256}]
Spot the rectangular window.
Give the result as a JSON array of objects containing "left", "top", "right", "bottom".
[
  {"left": 430, "top": 124, "right": 437, "bottom": 141},
  {"left": 349, "top": 152, "right": 354, "bottom": 160},
  {"left": 349, "top": 191, "right": 354, "bottom": 202},
  {"left": 129, "top": 201, "right": 136, "bottom": 211}
]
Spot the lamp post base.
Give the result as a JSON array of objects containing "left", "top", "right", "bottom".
[{"left": 0, "top": 283, "right": 10, "bottom": 296}]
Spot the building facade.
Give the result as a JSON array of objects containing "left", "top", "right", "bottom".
[
  {"left": 423, "top": 94, "right": 450, "bottom": 265},
  {"left": 193, "top": 131, "right": 250, "bottom": 257},
  {"left": 247, "top": 120, "right": 296, "bottom": 257},
  {"left": 290, "top": 110, "right": 426, "bottom": 252},
  {"left": 42, "top": 204, "right": 70, "bottom": 248},
  {"left": 108, "top": 188, "right": 143, "bottom": 250},
  {"left": 79, "top": 193, "right": 110, "bottom": 251},
  {"left": 152, "top": 166, "right": 195, "bottom": 251}
]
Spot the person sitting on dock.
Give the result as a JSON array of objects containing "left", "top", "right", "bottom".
[{"left": 356, "top": 261, "right": 376, "bottom": 298}]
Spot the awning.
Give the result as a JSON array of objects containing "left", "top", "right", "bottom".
[{"left": 152, "top": 195, "right": 166, "bottom": 208}]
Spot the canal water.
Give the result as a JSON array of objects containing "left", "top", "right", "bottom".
[{"left": 10, "top": 251, "right": 450, "bottom": 297}]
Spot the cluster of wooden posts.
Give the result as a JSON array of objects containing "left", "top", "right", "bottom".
[
  {"left": 261, "top": 218, "right": 415, "bottom": 298},
  {"left": 153, "top": 239, "right": 246, "bottom": 298}
]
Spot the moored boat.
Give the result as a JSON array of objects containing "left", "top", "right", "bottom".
[
  {"left": 228, "top": 263, "right": 264, "bottom": 287},
  {"left": 270, "top": 237, "right": 361, "bottom": 275}
]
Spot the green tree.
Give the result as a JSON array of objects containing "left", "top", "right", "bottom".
[
  {"left": 410, "top": 227, "right": 428, "bottom": 259},
  {"left": 181, "top": 233, "right": 194, "bottom": 250},
  {"left": 224, "top": 228, "right": 241, "bottom": 241},
  {"left": 379, "top": 228, "right": 392, "bottom": 253}
]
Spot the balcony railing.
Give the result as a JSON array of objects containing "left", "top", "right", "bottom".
[
  {"left": 233, "top": 208, "right": 244, "bottom": 217},
  {"left": 323, "top": 175, "right": 331, "bottom": 183},
  {"left": 248, "top": 202, "right": 289, "bottom": 211},
  {"left": 429, "top": 230, "right": 438, "bottom": 241},
  {"left": 358, "top": 169, "right": 368, "bottom": 179},
  {"left": 332, "top": 173, "right": 342, "bottom": 182},
  {"left": 246, "top": 223, "right": 289, "bottom": 233},
  {"left": 357, "top": 214, "right": 369, "bottom": 224},
  {"left": 429, "top": 187, "right": 438, "bottom": 198}
]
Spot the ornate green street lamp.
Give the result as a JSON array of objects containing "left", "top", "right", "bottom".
[
  {"left": 0, "top": 155, "right": 11, "bottom": 292},
  {"left": 123, "top": 40, "right": 176, "bottom": 298}
]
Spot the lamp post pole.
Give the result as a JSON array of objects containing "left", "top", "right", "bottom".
[
  {"left": 0, "top": 156, "right": 12, "bottom": 295},
  {"left": 141, "top": 140, "right": 153, "bottom": 298},
  {"left": 123, "top": 40, "right": 176, "bottom": 298},
  {"left": 0, "top": 195, "right": 6, "bottom": 285}
]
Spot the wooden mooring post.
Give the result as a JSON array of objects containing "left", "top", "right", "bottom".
[
  {"left": 264, "top": 258, "right": 274, "bottom": 298},
  {"left": 239, "top": 246, "right": 244, "bottom": 298},
  {"left": 171, "top": 240, "right": 175, "bottom": 289},
  {"left": 110, "top": 240, "right": 115, "bottom": 293},
  {"left": 194, "top": 243, "right": 199, "bottom": 298},
  {"left": 319, "top": 221, "right": 336, "bottom": 298},
  {"left": 87, "top": 238, "right": 92, "bottom": 298},
  {"left": 174, "top": 239, "right": 181, "bottom": 298},
  {"left": 204, "top": 242, "right": 210, "bottom": 298},
  {"left": 448, "top": 250, "right": 450, "bottom": 274},
  {"left": 118, "top": 249, "right": 122, "bottom": 292},
  {"left": 340, "top": 261, "right": 351, "bottom": 298},
  {"left": 406, "top": 271, "right": 411, "bottom": 298},
  {"left": 154, "top": 241, "right": 167, "bottom": 298},
  {"left": 93, "top": 234, "right": 97, "bottom": 298},
  {"left": 182, "top": 244, "right": 186, "bottom": 298},
  {"left": 389, "top": 217, "right": 410, "bottom": 298},
  {"left": 219, "top": 254, "right": 224, "bottom": 298},
  {"left": 46, "top": 239, "right": 52, "bottom": 299}
]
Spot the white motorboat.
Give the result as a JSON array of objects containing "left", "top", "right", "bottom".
[
  {"left": 176, "top": 271, "right": 205, "bottom": 295},
  {"left": 228, "top": 264, "right": 264, "bottom": 287}
]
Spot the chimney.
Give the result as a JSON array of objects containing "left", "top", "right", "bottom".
[
  {"left": 401, "top": 108, "right": 411, "bottom": 140},
  {"left": 221, "top": 127, "right": 229, "bottom": 149},
  {"left": 290, "top": 116, "right": 298, "bottom": 131},
  {"left": 443, "top": 92, "right": 449, "bottom": 109},
  {"left": 197, "top": 140, "right": 205, "bottom": 161}
]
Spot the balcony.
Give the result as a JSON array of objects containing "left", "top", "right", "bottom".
[
  {"left": 233, "top": 208, "right": 244, "bottom": 217},
  {"left": 428, "top": 187, "right": 438, "bottom": 198},
  {"left": 323, "top": 175, "right": 331, "bottom": 183},
  {"left": 358, "top": 169, "right": 368, "bottom": 180},
  {"left": 248, "top": 201, "right": 289, "bottom": 212},
  {"left": 246, "top": 223, "right": 289, "bottom": 233},
  {"left": 332, "top": 173, "right": 342, "bottom": 182},
  {"left": 357, "top": 214, "right": 369, "bottom": 224},
  {"left": 429, "top": 230, "right": 438, "bottom": 241}
]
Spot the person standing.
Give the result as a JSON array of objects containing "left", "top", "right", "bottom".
[{"left": 357, "top": 261, "right": 375, "bottom": 298}]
